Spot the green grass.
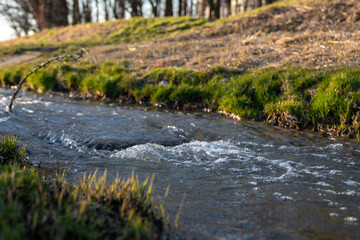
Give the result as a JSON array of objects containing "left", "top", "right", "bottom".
[
  {"left": 1, "top": 61, "right": 360, "bottom": 136},
  {"left": 0, "top": 136, "right": 27, "bottom": 167},
  {"left": 0, "top": 136, "right": 165, "bottom": 239}
]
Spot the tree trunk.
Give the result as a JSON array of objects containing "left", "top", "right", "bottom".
[
  {"left": 183, "top": 0, "right": 187, "bottom": 16},
  {"left": 149, "top": 0, "right": 160, "bottom": 17},
  {"left": 215, "top": 0, "right": 220, "bottom": 19},
  {"left": 178, "top": 0, "right": 182, "bottom": 16},
  {"left": 189, "top": 0, "right": 193, "bottom": 16},
  {"left": 227, "top": 0, "right": 231, "bottom": 16},
  {"left": 104, "top": 0, "right": 109, "bottom": 21},
  {"left": 26, "top": 0, "right": 69, "bottom": 30},
  {"left": 165, "top": 0, "right": 173, "bottom": 16},
  {"left": 95, "top": 0, "right": 99, "bottom": 22},
  {"left": 82, "top": 0, "right": 92, "bottom": 23},
  {"left": 113, "top": 0, "right": 126, "bottom": 18},
  {"left": 197, "top": 0, "right": 205, "bottom": 18},
  {"left": 241, "top": 0, "right": 248, "bottom": 12},
  {"left": 208, "top": 0, "right": 220, "bottom": 19},
  {"left": 130, "top": 0, "right": 142, "bottom": 16},
  {"left": 72, "top": 0, "right": 81, "bottom": 25}
]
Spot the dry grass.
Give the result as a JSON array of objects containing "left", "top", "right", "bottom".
[
  {"left": 0, "top": 0, "right": 359, "bottom": 73},
  {"left": 90, "top": 0, "right": 360, "bottom": 72}
]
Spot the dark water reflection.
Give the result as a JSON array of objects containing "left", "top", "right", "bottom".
[{"left": 0, "top": 88, "right": 359, "bottom": 239}]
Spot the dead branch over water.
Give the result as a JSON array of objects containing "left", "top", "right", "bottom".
[{"left": 7, "top": 48, "right": 97, "bottom": 112}]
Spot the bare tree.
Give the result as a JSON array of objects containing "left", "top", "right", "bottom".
[
  {"left": 0, "top": 0, "right": 35, "bottom": 36},
  {"left": 95, "top": 0, "right": 99, "bottom": 22},
  {"left": 72, "top": 0, "right": 81, "bottom": 25},
  {"left": 164, "top": 0, "right": 172, "bottom": 16},
  {"left": 148, "top": 0, "right": 161, "bottom": 17},
  {"left": 207, "top": 0, "right": 220, "bottom": 19},
  {"left": 82, "top": 0, "right": 92, "bottom": 22},
  {"left": 26, "top": 0, "right": 69, "bottom": 30},
  {"left": 130, "top": 0, "right": 142, "bottom": 16},
  {"left": 104, "top": 0, "right": 110, "bottom": 20},
  {"left": 178, "top": 0, "right": 187, "bottom": 16},
  {"left": 111, "top": 0, "right": 126, "bottom": 19},
  {"left": 188, "top": 0, "right": 193, "bottom": 16}
]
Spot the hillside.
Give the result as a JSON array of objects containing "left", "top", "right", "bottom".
[{"left": 1, "top": 0, "right": 359, "bottom": 71}]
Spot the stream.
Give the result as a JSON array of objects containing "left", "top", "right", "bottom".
[{"left": 0, "top": 88, "right": 359, "bottom": 239}]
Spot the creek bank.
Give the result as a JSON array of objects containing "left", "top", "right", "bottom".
[{"left": 1, "top": 63, "right": 360, "bottom": 139}]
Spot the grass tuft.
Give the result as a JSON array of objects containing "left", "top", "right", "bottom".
[
  {"left": 0, "top": 137, "right": 166, "bottom": 239},
  {"left": 0, "top": 136, "right": 27, "bottom": 167}
]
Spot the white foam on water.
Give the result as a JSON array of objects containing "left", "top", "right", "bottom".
[
  {"left": 326, "top": 143, "right": 343, "bottom": 150},
  {"left": 42, "top": 130, "right": 86, "bottom": 153},
  {"left": 280, "top": 195, "right": 293, "bottom": 200},
  {"left": 214, "top": 157, "right": 229, "bottom": 164},
  {"left": 110, "top": 143, "right": 167, "bottom": 162},
  {"left": 21, "top": 107, "right": 34, "bottom": 113},
  {"left": 343, "top": 180, "right": 360, "bottom": 186},
  {"left": 329, "top": 170, "right": 342, "bottom": 175},
  {"left": 311, "top": 154, "right": 328, "bottom": 158},
  {"left": 110, "top": 140, "right": 260, "bottom": 168},
  {"left": 0, "top": 116, "right": 10, "bottom": 123},
  {"left": 318, "top": 188, "right": 358, "bottom": 196},
  {"left": 329, "top": 213, "right": 339, "bottom": 217},
  {"left": 315, "top": 182, "right": 332, "bottom": 187},
  {"left": 344, "top": 217, "right": 357, "bottom": 222},
  {"left": 109, "top": 139, "right": 323, "bottom": 184},
  {"left": 229, "top": 168, "right": 242, "bottom": 172}
]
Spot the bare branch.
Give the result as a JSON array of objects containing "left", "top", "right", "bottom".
[
  {"left": 80, "top": 48, "right": 99, "bottom": 68},
  {"left": 7, "top": 49, "right": 97, "bottom": 112},
  {"left": 57, "top": 59, "right": 68, "bottom": 89},
  {"left": 70, "top": 57, "right": 90, "bottom": 71}
]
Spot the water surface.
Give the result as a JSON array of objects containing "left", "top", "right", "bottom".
[{"left": 0, "top": 88, "right": 359, "bottom": 239}]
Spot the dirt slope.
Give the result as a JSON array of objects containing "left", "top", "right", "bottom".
[
  {"left": 91, "top": 1, "right": 360, "bottom": 71},
  {"left": 1, "top": 0, "right": 359, "bottom": 71}
]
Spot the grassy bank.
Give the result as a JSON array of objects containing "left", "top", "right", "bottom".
[
  {"left": 0, "top": 136, "right": 165, "bottom": 239},
  {"left": 0, "top": 16, "right": 208, "bottom": 57},
  {"left": 1, "top": 61, "right": 359, "bottom": 137}
]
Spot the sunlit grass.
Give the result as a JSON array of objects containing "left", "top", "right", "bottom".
[
  {"left": 0, "top": 17, "right": 209, "bottom": 56},
  {"left": 0, "top": 0, "right": 335, "bottom": 57},
  {"left": 1, "top": 62, "right": 359, "bottom": 136},
  {"left": 0, "top": 136, "right": 165, "bottom": 239}
]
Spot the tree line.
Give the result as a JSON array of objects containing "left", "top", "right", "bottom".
[{"left": 0, "top": 0, "right": 276, "bottom": 37}]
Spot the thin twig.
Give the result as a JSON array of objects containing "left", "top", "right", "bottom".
[
  {"left": 80, "top": 48, "right": 99, "bottom": 68},
  {"left": 57, "top": 59, "right": 68, "bottom": 89},
  {"left": 70, "top": 57, "right": 90, "bottom": 71},
  {"left": 8, "top": 49, "right": 97, "bottom": 112}
]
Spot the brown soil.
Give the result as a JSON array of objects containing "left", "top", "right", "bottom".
[{"left": 91, "top": 0, "right": 360, "bottom": 72}]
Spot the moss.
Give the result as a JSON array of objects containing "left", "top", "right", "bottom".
[
  {"left": 1, "top": 62, "right": 359, "bottom": 136},
  {"left": 169, "top": 85, "right": 204, "bottom": 104},
  {"left": 0, "top": 66, "right": 26, "bottom": 87},
  {"left": 143, "top": 68, "right": 199, "bottom": 86},
  {"left": 152, "top": 86, "right": 175, "bottom": 104},
  {"left": 28, "top": 69, "right": 58, "bottom": 92},
  {"left": 0, "top": 137, "right": 165, "bottom": 239}
]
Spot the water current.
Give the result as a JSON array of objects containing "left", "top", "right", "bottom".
[{"left": 0, "top": 88, "right": 359, "bottom": 239}]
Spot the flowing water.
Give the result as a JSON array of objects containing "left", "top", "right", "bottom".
[{"left": 0, "top": 88, "right": 359, "bottom": 239}]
